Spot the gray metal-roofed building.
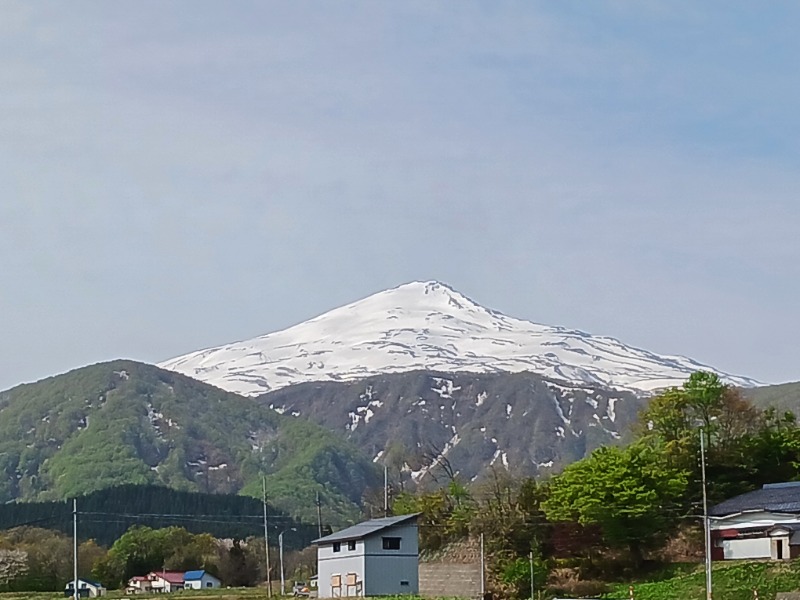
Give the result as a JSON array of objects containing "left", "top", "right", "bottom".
[
  {"left": 313, "top": 513, "right": 420, "bottom": 597},
  {"left": 711, "top": 482, "right": 800, "bottom": 560}
]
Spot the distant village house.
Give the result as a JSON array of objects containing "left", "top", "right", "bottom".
[
  {"left": 183, "top": 570, "right": 221, "bottom": 590},
  {"left": 65, "top": 579, "right": 107, "bottom": 598},
  {"left": 126, "top": 572, "right": 185, "bottom": 594}
]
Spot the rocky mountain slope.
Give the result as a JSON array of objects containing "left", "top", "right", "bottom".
[
  {"left": 257, "top": 370, "right": 645, "bottom": 484},
  {"left": 0, "top": 360, "right": 380, "bottom": 524},
  {"left": 160, "top": 281, "right": 759, "bottom": 397}
]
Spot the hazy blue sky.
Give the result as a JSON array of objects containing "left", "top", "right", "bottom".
[{"left": 2, "top": 1, "right": 799, "bottom": 391}]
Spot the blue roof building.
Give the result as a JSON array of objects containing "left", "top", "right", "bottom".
[{"left": 183, "top": 570, "right": 221, "bottom": 590}]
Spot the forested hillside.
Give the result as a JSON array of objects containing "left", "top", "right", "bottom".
[
  {"left": 745, "top": 381, "right": 800, "bottom": 416},
  {"left": 0, "top": 361, "right": 380, "bottom": 524},
  {"left": 0, "top": 484, "right": 315, "bottom": 548}
]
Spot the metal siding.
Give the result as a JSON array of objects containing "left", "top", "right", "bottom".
[
  {"left": 722, "top": 538, "right": 771, "bottom": 560},
  {"left": 317, "top": 523, "right": 419, "bottom": 597},
  {"left": 364, "top": 554, "right": 419, "bottom": 596},
  {"left": 317, "top": 542, "right": 365, "bottom": 599},
  {"left": 363, "top": 523, "right": 419, "bottom": 596},
  {"left": 363, "top": 523, "right": 419, "bottom": 554}
]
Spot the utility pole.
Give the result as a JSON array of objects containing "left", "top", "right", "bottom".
[
  {"left": 480, "top": 533, "right": 485, "bottom": 598},
  {"left": 316, "top": 492, "right": 323, "bottom": 539},
  {"left": 701, "top": 428, "right": 712, "bottom": 600},
  {"left": 384, "top": 464, "right": 389, "bottom": 517},
  {"left": 73, "top": 498, "right": 79, "bottom": 600},
  {"left": 529, "top": 551, "right": 534, "bottom": 600},
  {"left": 263, "top": 478, "right": 272, "bottom": 598},
  {"left": 279, "top": 531, "right": 286, "bottom": 596}
]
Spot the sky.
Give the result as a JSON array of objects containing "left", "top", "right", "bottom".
[{"left": 2, "top": 1, "right": 799, "bottom": 392}]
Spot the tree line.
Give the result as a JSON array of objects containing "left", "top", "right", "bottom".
[{"left": 0, "top": 484, "right": 316, "bottom": 547}]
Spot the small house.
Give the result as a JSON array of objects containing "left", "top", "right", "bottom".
[
  {"left": 711, "top": 482, "right": 800, "bottom": 560},
  {"left": 314, "top": 513, "right": 420, "bottom": 598},
  {"left": 65, "top": 579, "right": 107, "bottom": 598},
  {"left": 184, "top": 570, "right": 221, "bottom": 590},
  {"left": 125, "top": 576, "right": 152, "bottom": 595},
  {"left": 148, "top": 571, "right": 185, "bottom": 593}
]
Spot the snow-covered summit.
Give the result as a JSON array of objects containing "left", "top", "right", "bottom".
[{"left": 159, "top": 280, "right": 759, "bottom": 396}]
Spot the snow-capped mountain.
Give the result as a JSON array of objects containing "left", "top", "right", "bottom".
[{"left": 159, "top": 281, "right": 759, "bottom": 397}]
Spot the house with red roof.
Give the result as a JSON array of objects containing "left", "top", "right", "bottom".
[
  {"left": 150, "top": 572, "right": 185, "bottom": 593},
  {"left": 126, "top": 572, "right": 184, "bottom": 594},
  {"left": 125, "top": 576, "right": 152, "bottom": 595}
]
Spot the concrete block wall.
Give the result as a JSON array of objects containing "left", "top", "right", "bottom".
[{"left": 419, "top": 562, "right": 481, "bottom": 599}]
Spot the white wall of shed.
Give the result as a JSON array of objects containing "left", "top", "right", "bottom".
[
  {"left": 317, "top": 541, "right": 365, "bottom": 599},
  {"left": 721, "top": 538, "right": 771, "bottom": 560}
]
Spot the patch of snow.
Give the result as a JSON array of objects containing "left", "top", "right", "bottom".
[
  {"left": 476, "top": 391, "right": 488, "bottom": 407},
  {"left": 607, "top": 397, "right": 618, "bottom": 422},
  {"left": 347, "top": 411, "right": 361, "bottom": 431},
  {"left": 552, "top": 396, "right": 571, "bottom": 426},
  {"left": 592, "top": 414, "right": 621, "bottom": 439},
  {"left": 432, "top": 377, "right": 462, "bottom": 399}
]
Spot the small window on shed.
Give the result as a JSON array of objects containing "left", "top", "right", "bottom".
[
  {"left": 347, "top": 540, "right": 356, "bottom": 551},
  {"left": 333, "top": 542, "right": 341, "bottom": 552},
  {"left": 382, "top": 537, "right": 401, "bottom": 550}
]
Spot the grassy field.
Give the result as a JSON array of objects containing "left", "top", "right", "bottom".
[
  {"left": 6, "top": 562, "right": 800, "bottom": 600},
  {"left": 0, "top": 590, "right": 273, "bottom": 600},
  {"left": 607, "top": 560, "right": 800, "bottom": 600}
]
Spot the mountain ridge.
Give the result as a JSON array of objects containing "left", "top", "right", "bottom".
[
  {"left": 0, "top": 360, "right": 380, "bottom": 525},
  {"left": 160, "top": 280, "right": 760, "bottom": 396}
]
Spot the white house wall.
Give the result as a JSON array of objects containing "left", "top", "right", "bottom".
[
  {"left": 721, "top": 538, "right": 771, "bottom": 560},
  {"left": 317, "top": 540, "right": 365, "bottom": 598}
]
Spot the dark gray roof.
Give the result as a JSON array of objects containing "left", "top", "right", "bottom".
[
  {"left": 313, "top": 513, "right": 419, "bottom": 545},
  {"left": 711, "top": 482, "right": 800, "bottom": 517}
]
